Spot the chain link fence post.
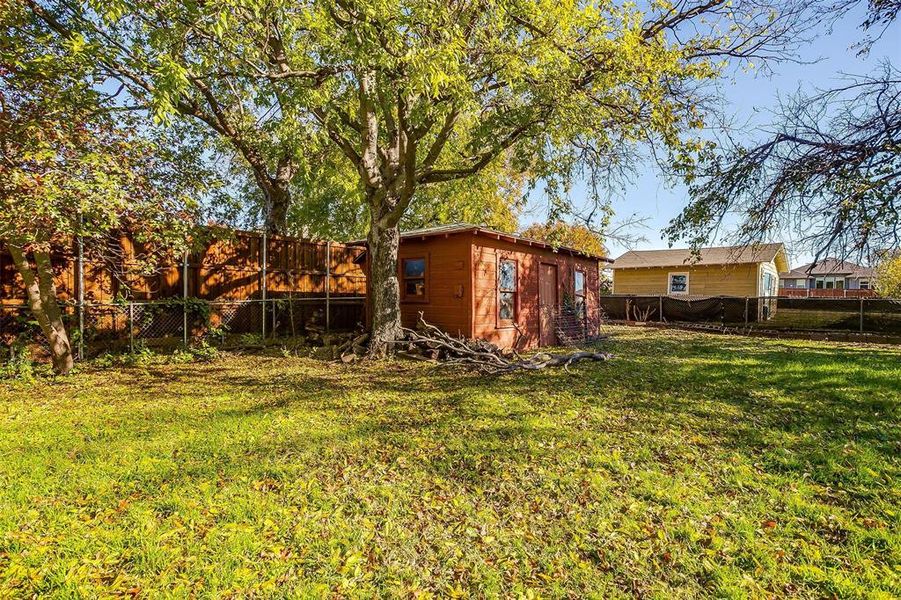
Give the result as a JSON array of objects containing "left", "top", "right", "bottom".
[
  {"left": 860, "top": 297, "right": 865, "bottom": 333},
  {"left": 76, "top": 232, "right": 84, "bottom": 360},
  {"left": 261, "top": 231, "right": 267, "bottom": 340},
  {"left": 182, "top": 251, "right": 188, "bottom": 346},
  {"left": 326, "top": 241, "right": 331, "bottom": 334},
  {"left": 129, "top": 302, "right": 134, "bottom": 354}
]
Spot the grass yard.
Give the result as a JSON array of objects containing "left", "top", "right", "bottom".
[{"left": 0, "top": 327, "right": 899, "bottom": 598}]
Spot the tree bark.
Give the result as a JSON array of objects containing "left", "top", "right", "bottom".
[
  {"left": 7, "top": 244, "right": 74, "bottom": 375},
  {"left": 264, "top": 178, "right": 291, "bottom": 235},
  {"left": 366, "top": 217, "right": 403, "bottom": 357}
]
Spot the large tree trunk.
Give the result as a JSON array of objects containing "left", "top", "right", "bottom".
[
  {"left": 264, "top": 180, "right": 291, "bottom": 234},
  {"left": 366, "top": 218, "right": 403, "bottom": 357},
  {"left": 7, "top": 244, "right": 74, "bottom": 375}
]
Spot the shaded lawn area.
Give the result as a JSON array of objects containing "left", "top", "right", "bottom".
[{"left": 0, "top": 328, "right": 898, "bottom": 598}]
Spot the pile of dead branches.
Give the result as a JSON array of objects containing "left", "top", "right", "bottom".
[{"left": 389, "top": 316, "right": 613, "bottom": 374}]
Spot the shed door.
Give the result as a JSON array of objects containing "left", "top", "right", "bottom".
[{"left": 538, "top": 263, "right": 558, "bottom": 346}]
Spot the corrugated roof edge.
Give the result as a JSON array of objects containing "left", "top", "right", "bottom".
[{"left": 346, "top": 223, "right": 613, "bottom": 263}]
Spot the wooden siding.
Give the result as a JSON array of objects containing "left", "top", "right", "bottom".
[
  {"left": 613, "top": 263, "right": 765, "bottom": 297},
  {"left": 471, "top": 236, "right": 600, "bottom": 349},
  {"left": 396, "top": 234, "right": 473, "bottom": 338}
]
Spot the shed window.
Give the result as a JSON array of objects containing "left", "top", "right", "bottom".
[
  {"left": 574, "top": 270, "right": 586, "bottom": 316},
  {"left": 668, "top": 272, "right": 689, "bottom": 294},
  {"left": 859, "top": 279, "right": 870, "bottom": 290},
  {"left": 402, "top": 257, "right": 427, "bottom": 299},
  {"left": 498, "top": 259, "right": 517, "bottom": 321}
]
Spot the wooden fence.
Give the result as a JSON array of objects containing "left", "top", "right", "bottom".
[
  {"left": 0, "top": 229, "right": 366, "bottom": 303},
  {"left": 1, "top": 229, "right": 368, "bottom": 354}
]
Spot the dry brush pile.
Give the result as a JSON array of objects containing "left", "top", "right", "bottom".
[{"left": 335, "top": 316, "right": 612, "bottom": 374}]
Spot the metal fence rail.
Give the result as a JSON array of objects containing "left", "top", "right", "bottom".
[
  {"left": 1, "top": 297, "right": 365, "bottom": 358},
  {"left": 600, "top": 295, "right": 901, "bottom": 337}
]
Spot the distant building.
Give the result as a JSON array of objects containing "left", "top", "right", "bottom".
[
  {"left": 611, "top": 243, "right": 788, "bottom": 297},
  {"left": 779, "top": 258, "right": 875, "bottom": 292}
]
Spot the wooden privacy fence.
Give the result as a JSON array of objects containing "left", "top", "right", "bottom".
[
  {"left": 600, "top": 294, "right": 901, "bottom": 337},
  {"left": 0, "top": 229, "right": 368, "bottom": 356}
]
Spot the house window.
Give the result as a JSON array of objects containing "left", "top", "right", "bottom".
[
  {"left": 668, "top": 272, "right": 689, "bottom": 294},
  {"left": 498, "top": 259, "right": 517, "bottom": 322},
  {"left": 402, "top": 257, "right": 426, "bottom": 300},
  {"left": 860, "top": 279, "right": 870, "bottom": 290},
  {"left": 574, "top": 270, "right": 586, "bottom": 316}
]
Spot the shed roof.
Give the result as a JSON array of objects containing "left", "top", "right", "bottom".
[
  {"left": 780, "top": 258, "right": 874, "bottom": 278},
  {"left": 612, "top": 243, "right": 787, "bottom": 270},
  {"left": 348, "top": 223, "right": 612, "bottom": 262}
]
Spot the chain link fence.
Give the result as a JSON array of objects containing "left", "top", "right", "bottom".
[
  {"left": 600, "top": 295, "right": 901, "bottom": 338},
  {"left": 1, "top": 297, "right": 365, "bottom": 359}
]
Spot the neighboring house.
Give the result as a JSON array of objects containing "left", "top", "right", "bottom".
[
  {"left": 779, "top": 258, "right": 876, "bottom": 295},
  {"left": 611, "top": 243, "right": 789, "bottom": 297},
  {"left": 352, "top": 224, "right": 611, "bottom": 349}
]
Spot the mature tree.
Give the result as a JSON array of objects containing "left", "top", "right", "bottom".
[
  {"left": 667, "top": 1, "right": 900, "bottom": 262},
  {"left": 0, "top": 4, "right": 206, "bottom": 373},
  {"left": 521, "top": 221, "right": 608, "bottom": 257},
  {"left": 25, "top": 0, "right": 808, "bottom": 354},
  {"left": 874, "top": 251, "right": 901, "bottom": 297}
]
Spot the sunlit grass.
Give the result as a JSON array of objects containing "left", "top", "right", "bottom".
[{"left": 0, "top": 327, "right": 898, "bottom": 597}]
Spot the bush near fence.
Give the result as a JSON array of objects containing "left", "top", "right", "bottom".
[
  {"left": 0, "top": 229, "right": 367, "bottom": 357},
  {"left": 600, "top": 295, "right": 901, "bottom": 337}
]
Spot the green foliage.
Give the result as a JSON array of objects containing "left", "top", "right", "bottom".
[
  {"left": 0, "top": 328, "right": 898, "bottom": 596},
  {"left": 284, "top": 148, "right": 528, "bottom": 239},
  {"left": 187, "top": 340, "right": 219, "bottom": 362},
  {"left": 521, "top": 220, "right": 608, "bottom": 257},
  {"left": 92, "top": 339, "right": 219, "bottom": 369},
  {"left": 875, "top": 252, "right": 901, "bottom": 297},
  {"left": 0, "top": 345, "right": 37, "bottom": 381},
  {"left": 20, "top": 0, "right": 790, "bottom": 237}
]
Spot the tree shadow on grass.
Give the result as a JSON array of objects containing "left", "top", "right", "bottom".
[{"left": 85, "top": 333, "right": 900, "bottom": 496}]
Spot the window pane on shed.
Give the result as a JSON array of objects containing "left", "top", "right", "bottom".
[
  {"left": 405, "top": 279, "right": 425, "bottom": 296},
  {"left": 499, "top": 260, "right": 516, "bottom": 290},
  {"left": 499, "top": 292, "right": 515, "bottom": 319},
  {"left": 575, "top": 271, "right": 585, "bottom": 294},
  {"left": 404, "top": 258, "right": 426, "bottom": 278}
]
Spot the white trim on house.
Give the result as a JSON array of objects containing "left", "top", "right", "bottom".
[
  {"left": 667, "top": 271, "right": 689, "bottom": 295},
  {"left": 758, "top": 261, "right": 779, "bottom": 296}
]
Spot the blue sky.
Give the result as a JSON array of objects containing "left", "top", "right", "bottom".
[{"left": 523, "top": 3, "right": 900, "bottom": 267}]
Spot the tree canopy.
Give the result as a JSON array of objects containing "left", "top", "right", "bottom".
[
  {"left": 1, "top": 1, "right": 213, "bottom": 372},
  {"left": 875, "top": 251, "right": 901, "bottom": 297},
  {"left": 22, "top": 0, "right": 811, "bottom": 352},
  {"left": 521, "top": 221, "right": 608, "bottom": 258}
]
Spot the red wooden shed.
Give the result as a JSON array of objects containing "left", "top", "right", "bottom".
[{"left": 354, "top": 224, "right": 611, "bottom": 349}]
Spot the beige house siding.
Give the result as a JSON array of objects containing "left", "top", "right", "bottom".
[{"left": 613, "top": 263, "right": 763, "bottom": 296}]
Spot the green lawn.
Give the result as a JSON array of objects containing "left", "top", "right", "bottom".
[{"left": 0, "top": 328, "right": 899, "bottom": 598}]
